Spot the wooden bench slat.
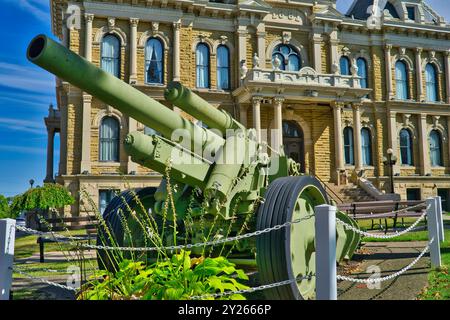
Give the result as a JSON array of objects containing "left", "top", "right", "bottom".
[{"left": 45, "top": 216, "right": 98, "bottom": 223}]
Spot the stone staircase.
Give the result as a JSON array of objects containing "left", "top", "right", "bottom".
[{"left": 324, "top": 182, "right": 375, "bottom": 204}]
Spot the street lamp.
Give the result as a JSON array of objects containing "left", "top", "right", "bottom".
[
  {"left": 383, "top": 148, "right": 397, "bottom": 194},
  {"left": 29, "top": 179, "right": 35, "bottom": 189}
]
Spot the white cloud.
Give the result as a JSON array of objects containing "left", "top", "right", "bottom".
[
  {"left": 0, "top": 117, "right": 46, "bottom": 135},
  {"left": 0, "top": 62, "right": 54, "bottom": 94},
  {"left": 0, "top": 145, "right": 46, "bottom": 155},
  {"left": 4, "top": 0, "right": 50, "bottom": 23}
]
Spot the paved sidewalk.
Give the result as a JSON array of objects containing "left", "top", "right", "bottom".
[{"left": 337, "top": 241, "right": 430, "bottom": 300}]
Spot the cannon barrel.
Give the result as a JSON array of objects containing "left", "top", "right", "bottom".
[
  {"left": 164, "top": 81, "right": 244, "bottom": 134},
  {"left": 26, "top": 35, "right": 224, "bottom": 154}
]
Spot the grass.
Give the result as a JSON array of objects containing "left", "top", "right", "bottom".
[
  {"left": 14, "top": 229, "right": 87, "bottom": 259},
  {"left": 417, "top": 229, "right": 450, "bottom": 300},
  {"left": 356, "top": 216, "right": 450, "bottom": 299},
  {"left": 359, "top": 219, "right": 449, "bottom": 243},
  {"left": 12, "top": 230, "right": 99, "bottom": 300}
]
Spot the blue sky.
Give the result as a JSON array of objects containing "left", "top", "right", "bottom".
[{"left": 0, "top": 0, "right": 449, "bottom": 197}]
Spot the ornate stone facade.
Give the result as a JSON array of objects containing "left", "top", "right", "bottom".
[{"left": 45, "top": 0, "right": 450, "bottom": 215}]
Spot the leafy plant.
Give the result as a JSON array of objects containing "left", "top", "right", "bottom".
[
  {"left": 10, "top": 183, "right": 74, "bottom": 216},
  {"left": 79, "top": 250, "right": 249, "bottom": 300},
  {"left": 0, "top": 194, "right": 11, "bottom": 218}
]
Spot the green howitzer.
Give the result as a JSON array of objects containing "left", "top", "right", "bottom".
[{"left": 27, "top": 35, "right": 361, "bottom": 300}]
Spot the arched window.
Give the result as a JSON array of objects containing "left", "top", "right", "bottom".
[
  {"left": 395, "top": 60, "right": 409, "bottom": 100},
  {"left": 340, "top": 56, "right": 351, "bottom": 75},
  {"left": 343, "top": 127, "right": 354, "bottom": 165},
  {"left": 101, "top": 34, "right": 120, "bottom": 78},
  {"left": 384, "top": 2, "right": 401, "bottom": 19},
  {"left": 400, "top": 129, "right": 413, "bottom": 165},
  {"left": 99, "top": 117, "right": 120, "bottom": 162},
  {"left": 272, "top": 44, "right": 301, "bottom": 71},
  {"left": 216, "top": 45, "right": 230, "bottom": 90},
  {"left": 357, "top": 58, "right": 368, "bottom": 88},
  {"left": 145, "top": 38, "right": 164, "bottom": 84},
  {"left": 430, "top": 130, "right": 443, "bottom": 167},
  {"left": 425, "top": 63, "right": 438, "bottom": 102},
  {"left": 361, "top": 128, "right": 372, "bottom": 166},
  {"left": 196, "top": 43, "right": 210, "bottom": 88}
]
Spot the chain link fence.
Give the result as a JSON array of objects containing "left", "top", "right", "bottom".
[{"left": 1, "top": 198, "right": 442, "bottom": 300}]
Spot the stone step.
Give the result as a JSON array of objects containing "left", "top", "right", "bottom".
[{"left": 324, "top": 182, "right": 375, "bottom": 204}]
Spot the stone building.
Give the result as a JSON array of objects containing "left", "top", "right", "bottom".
[{"left": 44, "top": 0, "right": 450, "bottom": 216}]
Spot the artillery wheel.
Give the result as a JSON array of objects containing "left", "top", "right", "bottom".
[
  {"left": 97, "top": 187, "right": 157, "bottom": 271},
  {"left": 256, "top": 176, "right": 328, "bottom": 300}
]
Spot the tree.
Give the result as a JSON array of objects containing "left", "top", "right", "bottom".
[
  {"left": 10, "top": 183, "right": 75, "bottom": 217},
  {"left": 0, "top": 195, "right": 11, "bottom": 218}
]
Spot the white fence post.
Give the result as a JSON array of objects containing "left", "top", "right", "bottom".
[
  {"left": 0, "top": 219, "right": 16, "bottom": 300},
  {"left": 434, "top": 196, "right": 444, "bottom": 242},
  {"left": 315, "top": 204, "right": 337, "bottom": 300},
  {"left": 426, "top": 198, "right": 441, "bottom": 269}
]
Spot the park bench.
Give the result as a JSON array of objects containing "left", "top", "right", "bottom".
[
  {"left": 337, "top": 200, "right": 426, "bottom": 234},
  {"left": 36, "top": 215, "right": 98, "bottom": 263}
]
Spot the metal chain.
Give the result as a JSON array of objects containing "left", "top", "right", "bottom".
[
  {"left": 336, "top": 207, "right": 428, "bottom": 239},
  {"left": 383, "top": 202, "right": 427, "bottom": 216},
  {"left": 12, "top": 267, "right": 78, "bottom": 292},
  {"left": 15, "top": 225, "right": 87, "bottom": 241},
  {"left": 81, "top": 215, "right": 313, "bottom": 252},
  {"left": 337, "top": 238, "right": 433, "bottom": 284},
  {"left": 190, "top": 275, "right": 312, "bottom": 300}
]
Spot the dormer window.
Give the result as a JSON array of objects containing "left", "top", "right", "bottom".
[{"left": 406, "top": 6, "right": 416, "bottom": 21}]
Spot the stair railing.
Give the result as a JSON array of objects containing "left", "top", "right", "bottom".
[{"left": 313, "top": 173, "right": 345, "bottom": 205}]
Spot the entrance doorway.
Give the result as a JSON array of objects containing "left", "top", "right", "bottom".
[{"left": 282, "top": 120, "right": 305, "bottom": 173}]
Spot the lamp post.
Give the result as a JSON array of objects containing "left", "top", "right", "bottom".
[
  {"left": 383, "top": 148, "right": 397, "bottom": 194},
  {"left": 29, "top": 179, "right": 35, "bottom": 189}
]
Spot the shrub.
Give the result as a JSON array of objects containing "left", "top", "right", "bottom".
[{"left": 79, "top": 250, "right": 249, "bottom": 300}]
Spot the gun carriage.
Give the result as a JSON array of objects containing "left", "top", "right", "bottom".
[{"left": 27, "top": 35, "right": 360, "bottom": 300}]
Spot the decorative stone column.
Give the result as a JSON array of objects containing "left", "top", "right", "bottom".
[
  {"left": 329, "top": 29, "right": 339, "bottom": 69},
  {"left": 418, "top": 113, "right": 431, "bottom": 176},
  {"left": 256, "top": 23, "right": 265, "bottom": 69},
  {"left": 84, "top": 14, "right": 94, "bottom": 62},
  {"left": 444, "top": 50, "right": 450, "bottom": 104},
  {"left": 352, "top": 103, "right": 363, "bottom": 172},
  {"left": 387, "top": 111, "right": 399, "bottom": 175},
  {"left": 312, "top": 33, "right": 323, "bottom": 73},
  {"left": 385, "top": 44, "right": 393, "bottom": 100},
  {"left": 44, "top": 127, "right": 55, "bottom": 183},
  {"left": 80, "top": 94, "right": 92, "bottom": 174},
  {"left": 128, "top": 117, "right": 138, "bottom": 174},
  {"left": 239, "top": 104, "right": 248, "bottom": 127},
  {"left": 333, "top": 103, "right": 345, "bottom": 182},
  {"left": 252, "top": 96, "right": 263, "bottom": 143},
  {"left": 447, "top": 117, "right": 450, "bottom": 166},
  {"left": 237, "top": 26, "right": 248, "bottom": 82},
  {"left": 129, "top": 18, "right": 139, "bottom": 84},
  {"left": 173, "top": 21, "right": 181, "bottom": 81},
  {"left": 415, "top": 47, "right": 423, "bottom": 101},
  {"left": 272, "top": 97, "right": 284, "bottom": 153}
]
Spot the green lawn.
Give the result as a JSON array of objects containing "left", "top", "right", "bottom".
[
  {"left": 355, "top": 217, "right": 450, "bottom": 300},
  {"left": 14, "top": 229, "right": 88, "bottom": 259},
  {"left": 12, "top": 230, "right": 99, "bottom": 300},
  {"left": 418, "top": 229, "right": 450, "bottom": 300}
]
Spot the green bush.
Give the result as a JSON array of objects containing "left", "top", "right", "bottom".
[
  {"left": 0, "top": 195, "right": 11, "bottom": 218},
  {"left": 10, "top": 183, "right": 74, "bottom": 216},
  {"left": 79, "top": 250, "right": 249, "bottom": 300}
]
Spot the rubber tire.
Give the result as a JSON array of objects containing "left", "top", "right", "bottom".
[
  {"left": 97, "top": 187, "right": 157, "bottom": 271},
  {"left": 256, "top": 176, "right": 328, "bottom": 300}
]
